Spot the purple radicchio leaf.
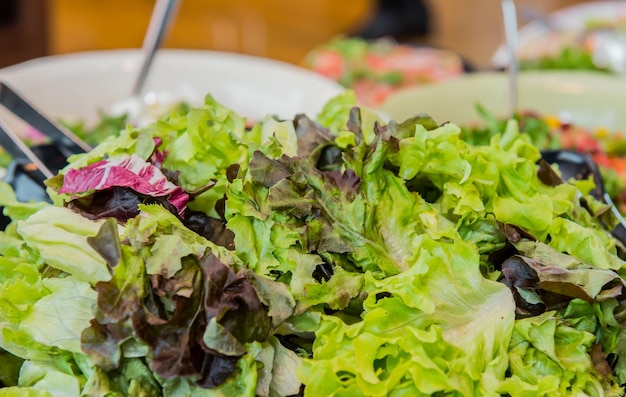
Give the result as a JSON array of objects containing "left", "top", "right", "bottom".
[{"left": 59, "top": 154, "right": 189, "bottom": 217}]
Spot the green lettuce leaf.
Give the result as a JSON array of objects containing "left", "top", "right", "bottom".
[
  {"left": 300, "top": 235, "right": 515, "bottom": 396},
  {"left": 498, "top": 307, "right": 624, "bottom": 396},
  {"left": 0, "top": 181, "right": 49, "bottom": 223},
  {"left": 13, "top": 360, "right": 84, "bottom": 397},
  {"left": 20, "top": 278, "right": 96, "bottom": 354},
  {"left": 15, "top": 206, "right": 113, "bottom": 284}
]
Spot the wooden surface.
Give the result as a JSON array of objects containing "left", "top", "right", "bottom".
[
  {"left": 43, "top": 0, "right": 593, "bottom": 69},
  {"left": 0, "top": 0, "right": 47, "bottom": 67},
  {"left": 48, "top": 0, "right": 375, "bottom": 64}
]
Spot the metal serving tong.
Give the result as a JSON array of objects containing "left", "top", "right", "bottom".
[
  {"left": 0, "top": 81, "right": 91, "bottom": 200},
  {"left": 541, "top": 149, "right": 626, "bottom": 246}
]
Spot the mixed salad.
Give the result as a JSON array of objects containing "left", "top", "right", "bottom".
[
  {"left": 514, "top": 16, "right": 626, "bottom": 72},
  {"left": 302, "top": 37, "right": 465, "bottom": 106},
  {"left": 462, "top": 106, "right": 626, "bottom": 213},
  {"left": 1, "top": 92, "right": 626, "bottom": 396}
]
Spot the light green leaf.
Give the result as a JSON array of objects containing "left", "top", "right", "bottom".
[
  {"left": 16, "top": 206, "right": 112, "bottom": 284},
  {"left": 20, "top": 277, "right": 96, "bottom": 354}
]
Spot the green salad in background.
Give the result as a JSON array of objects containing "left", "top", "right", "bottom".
[
  {"left": 1, "top": 91, "right": 626, "bottom": 396},
  {"left": 515, "top": 16, "right": 626, "bottom": 73}
]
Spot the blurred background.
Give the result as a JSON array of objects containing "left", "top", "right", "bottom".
[{"left": 0, "top": 0, "right": 592, "bottom": 70}]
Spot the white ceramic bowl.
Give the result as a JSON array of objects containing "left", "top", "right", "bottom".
[
  {"left": 378, "top": 71, "right": 626, "bottom": 132},
  {"left": 0, "top": 49, "right": 345, "bottom": 133}
]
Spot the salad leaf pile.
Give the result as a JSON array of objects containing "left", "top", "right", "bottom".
[
  {"left": 461, "top": 105, "right": 626, "bottom": 214},
  {"left": 1, "top": 91, "right": 626, "bottom": 396}
]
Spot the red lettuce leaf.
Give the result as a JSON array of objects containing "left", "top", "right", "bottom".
[
  {"left": 81, "top": 319, "right": 134, "bottom": 371},
  {"left": 83, "top": 245, "right": 272, "bottom": 389},
  {"left": 87, "top": 217, "right": 122, "bottom": 268},
  {"left": 132, "top": 289, "right": 203, "bottom": 379},
  {"left": 200, "top": 253, "right": 271, "bottom": 344},
  {"left": 500, "top": 252, "right": 626, "bottom": 317},
  {"left": 68, "top": 186, "right": 188, "bottom": 223},
  {"left": 183, "top": 211, "right": 235, "bottom": 250}
]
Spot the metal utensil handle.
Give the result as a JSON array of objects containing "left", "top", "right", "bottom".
[
  {"left": 501, "top": 0, "right": 519, "bottom": 118},
  {"left": 131, "top": 0, "right": 181, "bottom": 97},
  {"left": 0, "top": 82, "right": 91, "bottom": 157},
  {"left": 0, "top": 119, "right": 53, "bottom": 184}
]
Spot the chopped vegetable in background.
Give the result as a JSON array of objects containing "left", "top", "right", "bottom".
[
  {"left": 515, "top": 17, "right": 626, "bottom": 72},
  {"left": 302, "top": 37, "right": 465, "bottom": 106}
]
